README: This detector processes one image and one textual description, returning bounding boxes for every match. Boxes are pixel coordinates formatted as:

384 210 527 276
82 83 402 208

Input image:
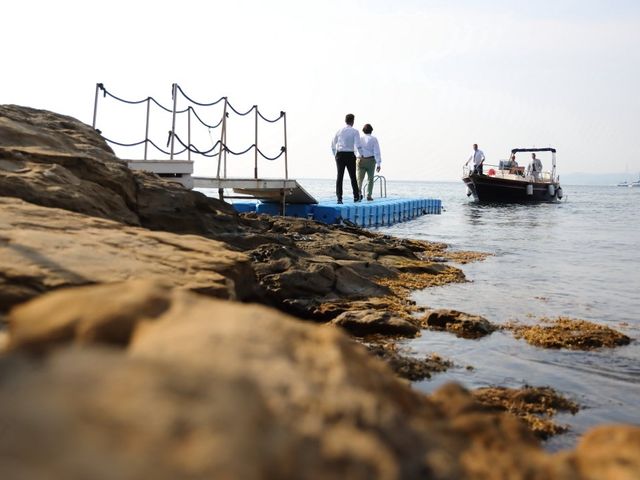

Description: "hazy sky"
3 0 640 181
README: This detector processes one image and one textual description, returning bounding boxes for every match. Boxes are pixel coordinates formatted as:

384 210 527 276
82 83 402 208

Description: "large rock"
0 197 257 312
331 309 420 337
570 425 640 479
3 281 640 479
0 105 241 236
423 309 498 339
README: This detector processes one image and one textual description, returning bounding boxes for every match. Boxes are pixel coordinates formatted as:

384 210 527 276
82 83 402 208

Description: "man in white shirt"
331 113 362 203
466 143 485 175
357 123 382 201
528 152 543 181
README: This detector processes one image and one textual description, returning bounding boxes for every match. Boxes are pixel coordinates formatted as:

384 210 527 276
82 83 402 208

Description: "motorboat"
462 147 563 202
617 181 630 187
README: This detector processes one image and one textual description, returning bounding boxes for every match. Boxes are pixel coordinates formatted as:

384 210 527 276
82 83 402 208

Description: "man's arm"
331 131 338 157
353 130 362 155
373 137 382 170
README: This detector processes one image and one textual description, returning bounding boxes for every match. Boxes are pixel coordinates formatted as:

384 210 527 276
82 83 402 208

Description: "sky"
3 0 640 182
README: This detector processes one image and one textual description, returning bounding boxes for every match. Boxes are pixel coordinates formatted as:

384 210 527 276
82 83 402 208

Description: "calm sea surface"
297 179 640 450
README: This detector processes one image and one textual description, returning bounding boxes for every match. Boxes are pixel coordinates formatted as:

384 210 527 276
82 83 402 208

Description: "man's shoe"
337 199 343 204
367 196 373 201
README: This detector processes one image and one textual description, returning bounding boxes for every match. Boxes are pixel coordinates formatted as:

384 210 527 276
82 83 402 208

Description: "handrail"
362 175 387 198
92 83 288 180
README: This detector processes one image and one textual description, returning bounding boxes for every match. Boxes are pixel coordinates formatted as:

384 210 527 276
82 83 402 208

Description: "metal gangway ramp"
92 83 318 209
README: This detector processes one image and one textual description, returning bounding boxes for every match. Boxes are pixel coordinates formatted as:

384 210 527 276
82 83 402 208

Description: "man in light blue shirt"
357 123 382 201
331 113 362 203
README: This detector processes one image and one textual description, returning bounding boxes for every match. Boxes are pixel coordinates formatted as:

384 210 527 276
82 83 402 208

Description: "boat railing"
463 162 556 183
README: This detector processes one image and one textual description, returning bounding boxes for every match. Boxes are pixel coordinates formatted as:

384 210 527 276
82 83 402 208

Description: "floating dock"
233 198 442 227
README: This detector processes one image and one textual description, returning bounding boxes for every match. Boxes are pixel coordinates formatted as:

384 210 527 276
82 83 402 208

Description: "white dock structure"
93 83 317 209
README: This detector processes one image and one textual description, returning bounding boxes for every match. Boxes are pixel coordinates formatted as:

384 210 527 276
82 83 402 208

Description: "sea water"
299 179 640 450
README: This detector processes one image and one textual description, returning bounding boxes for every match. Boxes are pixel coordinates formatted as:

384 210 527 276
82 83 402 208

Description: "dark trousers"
335 151 359 201
473 163 483 175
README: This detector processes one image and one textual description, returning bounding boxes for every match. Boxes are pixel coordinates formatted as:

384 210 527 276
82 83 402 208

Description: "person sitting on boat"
508 154 524 176
527 153 543 181
466 143 485 175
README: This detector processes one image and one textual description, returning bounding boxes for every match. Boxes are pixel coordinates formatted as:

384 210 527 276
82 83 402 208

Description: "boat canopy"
511 147 556 153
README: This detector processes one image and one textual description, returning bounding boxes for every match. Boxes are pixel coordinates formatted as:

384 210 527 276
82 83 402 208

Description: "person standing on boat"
331 113 362 204
466 144 485 175
357 123 382 201
528 153 543 181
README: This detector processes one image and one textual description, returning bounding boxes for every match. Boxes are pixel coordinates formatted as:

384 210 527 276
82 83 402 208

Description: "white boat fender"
526 184 533 195
548 184 555 196
466 186 472 197
556 186 563 199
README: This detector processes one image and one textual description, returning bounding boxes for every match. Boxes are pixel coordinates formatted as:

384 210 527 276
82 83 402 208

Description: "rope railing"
174 84 226 107
188 106 225 130
93 83 289 179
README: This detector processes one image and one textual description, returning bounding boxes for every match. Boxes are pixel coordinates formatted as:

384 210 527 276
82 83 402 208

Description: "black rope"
149 96 189 114
223 143 256 156
227 102 256 116
175 84 226 107
101 135 187 156
102 89 148 105
147 139 188 156
100 84 189 113
188 106 224 129
257 146 286 161
171 132 222 157
101 136 147 147
257 110 285 123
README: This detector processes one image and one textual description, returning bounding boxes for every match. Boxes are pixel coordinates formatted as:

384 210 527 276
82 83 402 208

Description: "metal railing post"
223 122 228 178
254 105 258 179
170 83 178 159
216 98 227 179
92 83 101 129
187 107 192 162
144 97 150 160
283 111 288 180
216 99 228 179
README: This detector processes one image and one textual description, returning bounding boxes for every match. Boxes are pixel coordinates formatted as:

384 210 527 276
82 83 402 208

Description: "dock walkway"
233 198 442 227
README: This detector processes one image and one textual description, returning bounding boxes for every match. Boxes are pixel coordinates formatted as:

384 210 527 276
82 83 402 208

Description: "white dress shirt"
359 134 382 166
331 126 361 156
468 149 485 166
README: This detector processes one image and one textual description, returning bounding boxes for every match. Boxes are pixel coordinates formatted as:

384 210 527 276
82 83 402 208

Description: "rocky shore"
1 105 638 479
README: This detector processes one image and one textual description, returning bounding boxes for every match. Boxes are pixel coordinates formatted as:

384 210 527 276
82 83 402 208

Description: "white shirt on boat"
468 149 485 166
359 134 382 166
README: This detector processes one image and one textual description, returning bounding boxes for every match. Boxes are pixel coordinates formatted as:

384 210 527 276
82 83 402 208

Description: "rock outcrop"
0 196 256 312
4 280 638 479
423 309 498 339
0 104 241 236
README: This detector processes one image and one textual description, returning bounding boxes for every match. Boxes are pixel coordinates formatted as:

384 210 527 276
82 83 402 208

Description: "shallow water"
300 179 640 450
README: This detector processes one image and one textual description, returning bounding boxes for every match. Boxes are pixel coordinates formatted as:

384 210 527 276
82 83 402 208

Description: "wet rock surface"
363 339 453 381
470 386 580 440
331 310 420 337
423 309 498 339
509 317 631 350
